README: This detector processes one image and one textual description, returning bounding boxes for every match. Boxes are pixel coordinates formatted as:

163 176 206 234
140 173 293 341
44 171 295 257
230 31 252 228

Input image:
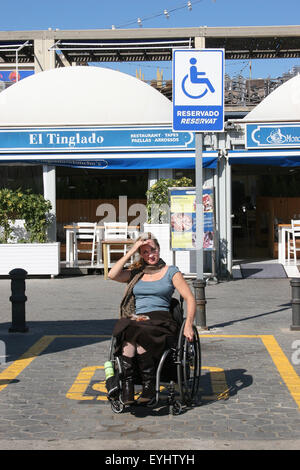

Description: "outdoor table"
102 239 135 279
63 225 139 266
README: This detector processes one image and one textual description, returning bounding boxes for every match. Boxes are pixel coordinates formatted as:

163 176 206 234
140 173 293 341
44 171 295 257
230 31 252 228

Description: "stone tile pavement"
0 274 299 450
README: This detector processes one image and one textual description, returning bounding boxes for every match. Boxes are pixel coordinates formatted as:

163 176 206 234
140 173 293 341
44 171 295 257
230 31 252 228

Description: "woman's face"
139 239 160 265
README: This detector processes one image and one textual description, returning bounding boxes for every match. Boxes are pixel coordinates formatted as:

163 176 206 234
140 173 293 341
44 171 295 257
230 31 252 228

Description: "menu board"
169 187 214 251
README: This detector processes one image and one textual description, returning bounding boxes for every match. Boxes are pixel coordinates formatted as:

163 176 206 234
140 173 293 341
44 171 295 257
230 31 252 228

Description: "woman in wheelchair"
108 232 196 406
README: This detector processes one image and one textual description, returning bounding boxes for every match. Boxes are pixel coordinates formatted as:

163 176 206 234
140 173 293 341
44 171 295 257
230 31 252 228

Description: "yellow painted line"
200 334 300 409
66 365 103 401
0 335 55 392
1 334 299 410
198 333 261 338
260 335 300 409
67 365 167 401
0 335 111 394
201 366 230 401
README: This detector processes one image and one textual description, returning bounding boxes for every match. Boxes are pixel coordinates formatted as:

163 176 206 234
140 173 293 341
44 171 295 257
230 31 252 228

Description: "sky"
1 0 299 81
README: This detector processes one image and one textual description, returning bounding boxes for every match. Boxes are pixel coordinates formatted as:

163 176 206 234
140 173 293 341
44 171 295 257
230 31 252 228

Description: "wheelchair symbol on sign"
181 57 215 99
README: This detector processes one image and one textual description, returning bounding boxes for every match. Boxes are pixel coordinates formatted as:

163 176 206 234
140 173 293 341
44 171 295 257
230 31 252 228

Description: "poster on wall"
169 187 215 251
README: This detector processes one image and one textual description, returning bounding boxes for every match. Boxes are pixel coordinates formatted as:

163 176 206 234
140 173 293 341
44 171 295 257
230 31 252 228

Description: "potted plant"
145 176 192 223
144 177 192 268
0 188 60 276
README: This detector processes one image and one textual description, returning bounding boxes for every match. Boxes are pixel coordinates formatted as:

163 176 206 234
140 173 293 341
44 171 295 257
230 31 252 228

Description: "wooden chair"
287 220 300 263
104 222 129 266
74 222 98 265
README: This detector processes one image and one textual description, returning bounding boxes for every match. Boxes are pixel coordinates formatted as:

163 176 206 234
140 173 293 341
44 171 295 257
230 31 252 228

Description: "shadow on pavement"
209 303 291 329
92 368 254 418
199 368 253 406
0 319 117 362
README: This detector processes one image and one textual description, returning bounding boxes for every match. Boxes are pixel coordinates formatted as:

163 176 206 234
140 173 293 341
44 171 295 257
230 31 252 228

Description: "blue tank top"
133 265 180 315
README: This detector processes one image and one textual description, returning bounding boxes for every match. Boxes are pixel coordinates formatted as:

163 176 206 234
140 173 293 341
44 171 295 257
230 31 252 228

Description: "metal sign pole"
195 132 203 278
193 132 207 328
172 48 224 330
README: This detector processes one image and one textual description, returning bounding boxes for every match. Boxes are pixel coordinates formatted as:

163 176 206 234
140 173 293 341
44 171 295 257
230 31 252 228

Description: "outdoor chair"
74 222 98 265
104 222 130 266
287 219 300 263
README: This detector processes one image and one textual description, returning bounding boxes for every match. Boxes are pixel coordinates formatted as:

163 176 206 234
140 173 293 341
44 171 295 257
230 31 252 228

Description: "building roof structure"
242 73 300 122
0 66 172 126
0 25 299 65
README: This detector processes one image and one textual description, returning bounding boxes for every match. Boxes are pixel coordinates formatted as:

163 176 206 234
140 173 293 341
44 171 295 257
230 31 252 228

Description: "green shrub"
0 188 52 243
146 177 192 223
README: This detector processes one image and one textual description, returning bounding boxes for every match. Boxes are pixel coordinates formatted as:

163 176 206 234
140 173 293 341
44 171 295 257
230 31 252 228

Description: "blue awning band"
228 149 300 167
0 151 218 169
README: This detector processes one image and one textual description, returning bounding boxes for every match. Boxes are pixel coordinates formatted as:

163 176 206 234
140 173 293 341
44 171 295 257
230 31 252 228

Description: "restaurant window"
258 171 300 197
0 165 43 194
56 167 148 199
173 169 195 184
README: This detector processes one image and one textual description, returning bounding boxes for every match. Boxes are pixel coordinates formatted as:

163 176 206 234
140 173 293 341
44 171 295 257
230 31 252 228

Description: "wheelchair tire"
171 400 183 416
176 322 201 405
111 399 125 414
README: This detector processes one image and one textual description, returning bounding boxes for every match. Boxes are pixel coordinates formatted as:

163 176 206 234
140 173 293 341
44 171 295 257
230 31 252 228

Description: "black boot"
121 356 135 405
136 351 156 404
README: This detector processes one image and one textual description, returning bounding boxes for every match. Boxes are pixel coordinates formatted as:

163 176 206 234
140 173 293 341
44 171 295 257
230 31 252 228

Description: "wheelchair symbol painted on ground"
181 58 215 99
65 365 230 402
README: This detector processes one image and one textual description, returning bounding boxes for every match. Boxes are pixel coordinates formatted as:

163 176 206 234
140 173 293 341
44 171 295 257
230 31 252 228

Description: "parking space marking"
260 335 300 409
200 334 300 409
0 334 299 409
66 365 229 402
201 366 229 401
0 335 110 393
66 366 173 401
66 365 104 401
0 335 55 392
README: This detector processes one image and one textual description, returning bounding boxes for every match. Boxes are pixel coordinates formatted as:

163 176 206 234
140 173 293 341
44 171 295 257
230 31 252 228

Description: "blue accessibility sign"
173 49 225 132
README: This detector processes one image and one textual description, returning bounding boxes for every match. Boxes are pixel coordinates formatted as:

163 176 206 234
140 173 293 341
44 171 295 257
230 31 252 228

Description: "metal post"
290 278 300 331
195 132 203 279
193 132 207 329
9 268 28 333
193 279 207 329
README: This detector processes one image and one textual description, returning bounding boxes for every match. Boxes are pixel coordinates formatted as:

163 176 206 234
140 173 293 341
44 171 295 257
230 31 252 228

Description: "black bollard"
9 268 28 333
290 278 300 331
193 279 208 330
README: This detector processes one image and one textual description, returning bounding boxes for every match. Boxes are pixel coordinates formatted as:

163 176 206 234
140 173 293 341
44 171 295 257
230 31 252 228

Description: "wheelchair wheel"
176 322 201 406
110 398 125 414
171 400 182 416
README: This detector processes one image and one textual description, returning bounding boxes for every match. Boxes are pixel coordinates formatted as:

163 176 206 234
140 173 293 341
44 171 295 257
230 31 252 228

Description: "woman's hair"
128 232 160 270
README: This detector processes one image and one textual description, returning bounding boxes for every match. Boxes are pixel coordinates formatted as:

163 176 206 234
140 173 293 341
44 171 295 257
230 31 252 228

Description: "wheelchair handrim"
177 323 201 404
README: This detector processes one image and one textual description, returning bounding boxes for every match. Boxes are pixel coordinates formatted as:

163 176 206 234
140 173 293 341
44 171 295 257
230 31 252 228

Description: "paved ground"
0 273 299 451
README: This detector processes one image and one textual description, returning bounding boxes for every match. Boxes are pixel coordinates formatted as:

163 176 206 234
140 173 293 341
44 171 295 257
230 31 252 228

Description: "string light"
116 0 210 29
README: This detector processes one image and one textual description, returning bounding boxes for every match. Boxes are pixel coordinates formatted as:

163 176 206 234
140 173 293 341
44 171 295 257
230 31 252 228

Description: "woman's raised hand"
131 238 151 253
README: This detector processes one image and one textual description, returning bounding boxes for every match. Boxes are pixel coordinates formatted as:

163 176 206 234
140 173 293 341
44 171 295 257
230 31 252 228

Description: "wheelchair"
106 297 201 415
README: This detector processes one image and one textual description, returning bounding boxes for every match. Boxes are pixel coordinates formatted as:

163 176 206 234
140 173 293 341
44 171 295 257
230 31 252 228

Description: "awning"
0 151 219 169
228 149 300 167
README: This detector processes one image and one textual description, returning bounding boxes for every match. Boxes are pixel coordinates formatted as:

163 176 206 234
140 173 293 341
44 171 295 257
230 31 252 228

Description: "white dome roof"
243 74 300 123
0 66 172 126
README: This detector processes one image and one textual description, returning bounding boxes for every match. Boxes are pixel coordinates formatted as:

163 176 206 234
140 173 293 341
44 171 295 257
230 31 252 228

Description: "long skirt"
112 310 179 360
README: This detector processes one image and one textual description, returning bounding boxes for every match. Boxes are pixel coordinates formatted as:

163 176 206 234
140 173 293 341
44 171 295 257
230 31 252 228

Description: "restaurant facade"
0 57 300 277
